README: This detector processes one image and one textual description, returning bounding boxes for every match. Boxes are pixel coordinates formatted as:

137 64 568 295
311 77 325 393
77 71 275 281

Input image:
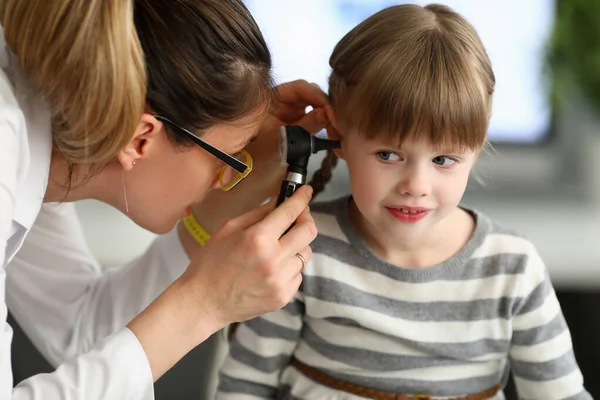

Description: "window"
245 0 594 200
244 0 556 144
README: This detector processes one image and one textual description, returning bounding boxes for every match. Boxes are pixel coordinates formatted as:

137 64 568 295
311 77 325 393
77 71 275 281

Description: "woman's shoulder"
0 41 52 247
0 42 28 139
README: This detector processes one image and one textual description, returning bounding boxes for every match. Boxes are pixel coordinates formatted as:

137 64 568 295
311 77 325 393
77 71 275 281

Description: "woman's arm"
5 199 201 360
5 202 189 398
6 185 315 397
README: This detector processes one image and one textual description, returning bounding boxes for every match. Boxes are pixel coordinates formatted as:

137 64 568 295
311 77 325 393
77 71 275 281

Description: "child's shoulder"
309 195 351 241
310 195 349 216
470 208 536 252
467 207 546 275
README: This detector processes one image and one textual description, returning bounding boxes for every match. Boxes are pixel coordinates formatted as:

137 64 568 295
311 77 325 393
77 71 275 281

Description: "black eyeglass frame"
154 114 248 173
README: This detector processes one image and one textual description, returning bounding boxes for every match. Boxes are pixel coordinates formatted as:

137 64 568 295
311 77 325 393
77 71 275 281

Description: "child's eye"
377 151 402 162
432 156 457 166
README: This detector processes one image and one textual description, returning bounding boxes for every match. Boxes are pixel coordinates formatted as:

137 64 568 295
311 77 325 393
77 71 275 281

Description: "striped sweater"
216 196 590 400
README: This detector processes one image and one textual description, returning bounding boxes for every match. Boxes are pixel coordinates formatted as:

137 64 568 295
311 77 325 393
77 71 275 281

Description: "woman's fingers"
277 204 317 255
270 80 332 136
272 105 330 136
292 107 329 134
254 185 315 238
217 197 276 235
270 246 310 308
271 103 306 123
290 245 312 277
276 79 329 109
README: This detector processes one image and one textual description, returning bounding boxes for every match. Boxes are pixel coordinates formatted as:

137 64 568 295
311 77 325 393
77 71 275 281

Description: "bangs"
333 30 492 151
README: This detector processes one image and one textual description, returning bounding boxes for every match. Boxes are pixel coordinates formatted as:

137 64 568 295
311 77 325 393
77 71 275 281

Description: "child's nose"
396 169 431 197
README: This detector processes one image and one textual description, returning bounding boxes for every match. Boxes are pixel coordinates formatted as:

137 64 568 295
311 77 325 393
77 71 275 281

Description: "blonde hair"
310 3 496 197
0 0 146 165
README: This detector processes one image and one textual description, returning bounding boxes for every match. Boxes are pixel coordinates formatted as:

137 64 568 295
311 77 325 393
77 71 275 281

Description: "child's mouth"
386 206 430 222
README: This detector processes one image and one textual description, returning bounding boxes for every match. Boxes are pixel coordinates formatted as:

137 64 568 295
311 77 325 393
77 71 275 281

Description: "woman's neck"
44 150 119 206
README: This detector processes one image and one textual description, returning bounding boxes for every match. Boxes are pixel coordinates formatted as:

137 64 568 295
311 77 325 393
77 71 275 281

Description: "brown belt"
291 357 502 400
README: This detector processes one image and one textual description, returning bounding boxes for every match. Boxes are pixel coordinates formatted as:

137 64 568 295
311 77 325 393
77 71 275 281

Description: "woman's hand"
187 80 331 238
179 185 316 326
129 186 315 381
270 79 331 133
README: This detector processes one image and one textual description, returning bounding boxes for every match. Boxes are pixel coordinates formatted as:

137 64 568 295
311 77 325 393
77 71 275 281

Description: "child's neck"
348 201 475 269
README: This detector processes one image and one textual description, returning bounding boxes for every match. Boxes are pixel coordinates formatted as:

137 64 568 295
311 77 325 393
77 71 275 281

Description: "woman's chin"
152 222 178 235
134 213 180 235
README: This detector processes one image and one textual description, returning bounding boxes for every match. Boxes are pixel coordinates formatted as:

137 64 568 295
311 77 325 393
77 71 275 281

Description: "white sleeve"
10 328 155 399
0 101 20 396
0 113 17 298
3 202 191 399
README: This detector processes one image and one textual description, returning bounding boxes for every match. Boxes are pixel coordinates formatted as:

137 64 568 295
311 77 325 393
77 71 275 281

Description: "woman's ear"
324 107 346 160
117 113 161 171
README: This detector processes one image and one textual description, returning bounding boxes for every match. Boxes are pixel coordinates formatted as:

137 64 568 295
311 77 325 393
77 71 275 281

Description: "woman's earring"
122 170 130 214
132 161 136 166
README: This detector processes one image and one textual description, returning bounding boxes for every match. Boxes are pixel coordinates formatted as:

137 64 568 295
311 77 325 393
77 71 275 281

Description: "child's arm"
509 251 591 399
215 292 305 399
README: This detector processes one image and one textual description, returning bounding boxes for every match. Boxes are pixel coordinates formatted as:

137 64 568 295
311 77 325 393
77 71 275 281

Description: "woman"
0 1 329 399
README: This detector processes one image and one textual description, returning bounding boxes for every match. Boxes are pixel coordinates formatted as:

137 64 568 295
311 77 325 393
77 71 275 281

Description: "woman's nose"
209 173 221 189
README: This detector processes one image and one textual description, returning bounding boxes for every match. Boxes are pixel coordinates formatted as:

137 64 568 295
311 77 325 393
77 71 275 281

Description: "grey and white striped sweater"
216 196 590 400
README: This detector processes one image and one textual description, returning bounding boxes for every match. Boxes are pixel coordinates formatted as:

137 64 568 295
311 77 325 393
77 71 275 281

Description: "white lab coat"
0 29 191 399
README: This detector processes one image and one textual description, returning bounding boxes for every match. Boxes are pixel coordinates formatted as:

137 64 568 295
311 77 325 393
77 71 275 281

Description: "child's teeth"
400 209 418 214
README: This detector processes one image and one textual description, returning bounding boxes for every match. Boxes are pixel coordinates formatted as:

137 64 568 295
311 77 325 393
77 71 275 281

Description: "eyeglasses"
154 115 253 191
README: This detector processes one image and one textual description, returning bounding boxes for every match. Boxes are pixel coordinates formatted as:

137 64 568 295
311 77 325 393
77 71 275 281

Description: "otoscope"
276 125 341 206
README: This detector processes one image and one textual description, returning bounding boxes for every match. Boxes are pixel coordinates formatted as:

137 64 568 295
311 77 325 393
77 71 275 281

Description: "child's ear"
324 107 346 160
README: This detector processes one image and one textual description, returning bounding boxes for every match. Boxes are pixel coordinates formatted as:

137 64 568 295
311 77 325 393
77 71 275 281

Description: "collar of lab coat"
1 31 52 231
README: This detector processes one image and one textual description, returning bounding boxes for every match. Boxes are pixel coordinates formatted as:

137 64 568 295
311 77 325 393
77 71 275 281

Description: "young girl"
216 4 590 399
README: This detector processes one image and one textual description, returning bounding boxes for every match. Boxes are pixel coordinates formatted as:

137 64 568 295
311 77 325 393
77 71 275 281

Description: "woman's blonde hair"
310 3 496 197
0 1 146 165
0 0 274 178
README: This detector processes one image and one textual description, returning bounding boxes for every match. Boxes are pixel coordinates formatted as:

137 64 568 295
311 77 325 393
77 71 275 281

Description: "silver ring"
295 253 307 273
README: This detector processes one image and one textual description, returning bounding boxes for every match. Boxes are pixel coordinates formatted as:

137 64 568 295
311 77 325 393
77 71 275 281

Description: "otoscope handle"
276 180 304 206
276 168 306 235
276 180 304 235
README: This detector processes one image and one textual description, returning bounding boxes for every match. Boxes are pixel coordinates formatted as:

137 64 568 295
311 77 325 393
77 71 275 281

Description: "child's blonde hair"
310 3 495 197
